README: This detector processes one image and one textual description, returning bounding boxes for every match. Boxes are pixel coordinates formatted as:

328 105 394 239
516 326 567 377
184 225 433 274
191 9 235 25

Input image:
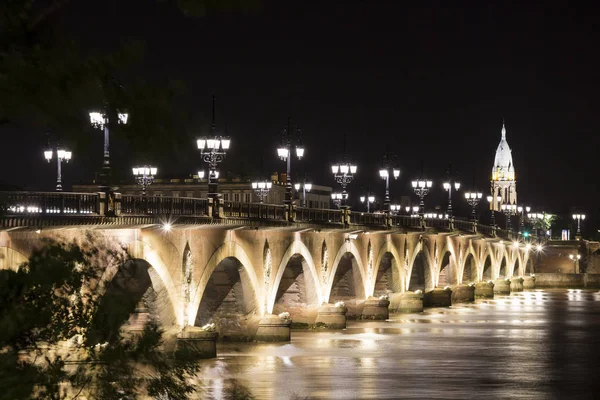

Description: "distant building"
73 172 333 209
490 123 517 211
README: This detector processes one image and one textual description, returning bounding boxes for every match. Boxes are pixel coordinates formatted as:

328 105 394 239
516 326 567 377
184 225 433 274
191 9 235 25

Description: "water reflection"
195 290 600 399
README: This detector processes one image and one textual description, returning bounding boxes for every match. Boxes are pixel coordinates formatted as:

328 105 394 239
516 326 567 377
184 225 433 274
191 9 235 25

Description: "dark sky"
1 1 599 231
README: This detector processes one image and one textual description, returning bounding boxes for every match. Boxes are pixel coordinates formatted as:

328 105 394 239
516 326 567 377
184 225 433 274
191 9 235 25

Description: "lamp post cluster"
252 180 272 203
132 166 157 196
197 96 230 201
379 152 400 213
277 117 304 208
573 214 585 238
294 181 312 207
411 178 433 217
464 191 483 221
501 203 517 231
360 194 375 213
89 109 128 186
44 143 72 191
487 195 502 227
331 162 357 209
443 163 460 218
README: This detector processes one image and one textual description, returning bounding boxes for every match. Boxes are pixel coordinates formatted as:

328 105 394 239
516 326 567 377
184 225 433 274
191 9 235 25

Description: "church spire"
501 120 506 140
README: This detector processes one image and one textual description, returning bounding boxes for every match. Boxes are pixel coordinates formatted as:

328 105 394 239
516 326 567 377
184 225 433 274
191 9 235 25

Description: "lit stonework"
490 123 517 211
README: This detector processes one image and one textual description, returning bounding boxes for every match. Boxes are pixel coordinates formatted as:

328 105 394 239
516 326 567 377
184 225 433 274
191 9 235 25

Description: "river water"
194 290 600 399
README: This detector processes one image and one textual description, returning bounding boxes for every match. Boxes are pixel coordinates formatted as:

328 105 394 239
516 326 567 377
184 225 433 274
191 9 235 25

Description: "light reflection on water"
195 290 600 399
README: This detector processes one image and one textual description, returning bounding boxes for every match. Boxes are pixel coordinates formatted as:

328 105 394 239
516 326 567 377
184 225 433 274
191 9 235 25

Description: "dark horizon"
1 1 598 234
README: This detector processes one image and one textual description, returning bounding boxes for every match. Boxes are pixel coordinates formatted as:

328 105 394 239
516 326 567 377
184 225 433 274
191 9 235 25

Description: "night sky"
1 1 598 232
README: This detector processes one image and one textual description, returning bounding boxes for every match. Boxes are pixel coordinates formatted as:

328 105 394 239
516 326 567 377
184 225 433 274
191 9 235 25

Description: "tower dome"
491 123 515 181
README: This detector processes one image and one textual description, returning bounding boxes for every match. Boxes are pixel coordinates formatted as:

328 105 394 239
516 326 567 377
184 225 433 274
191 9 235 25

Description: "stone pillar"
97 191 106 216
510 277 524 292
493 278 511 295
217 198 224 217
423 287 452 308
523 275 536 290
389 291 424 313
452 284 475 303
474 281 494 298
176 326 218 359
207 197 213 217
255 314 292 342
315 303 347 329
361 297 390 320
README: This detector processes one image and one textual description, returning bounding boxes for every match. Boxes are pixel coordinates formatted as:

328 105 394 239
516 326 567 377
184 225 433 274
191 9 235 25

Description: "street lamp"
89 109 128 183
197 96 230 201
486 195 502 226
517 205 531 232
442 162 460 217
412 206 420 216
44 144 72 191
464 191 483 221
331 161 357 209
573 214 586 237
411 178 433 217
359 194 375 213
277 117 304 208
252 180 272 203
569 253 582 272
501 203 517 231
294 181 312 207
132 166 157 196
379 152 400 212
331 192 344 209
390 204 402 215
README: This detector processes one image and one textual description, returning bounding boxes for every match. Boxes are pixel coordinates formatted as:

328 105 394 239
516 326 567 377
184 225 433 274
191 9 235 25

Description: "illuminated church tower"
490 122 517 211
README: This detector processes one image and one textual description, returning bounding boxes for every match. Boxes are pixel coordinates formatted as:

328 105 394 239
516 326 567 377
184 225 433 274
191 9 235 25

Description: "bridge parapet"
1 191 512 238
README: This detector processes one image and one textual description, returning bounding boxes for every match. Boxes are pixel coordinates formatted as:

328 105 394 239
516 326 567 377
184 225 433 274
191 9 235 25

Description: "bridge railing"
454 218 475 233
390 215 421 229
0 191 100 215
349 211 388 226
120 195 209 216
222 201 286 220
425 216 450 230
296 207 343 224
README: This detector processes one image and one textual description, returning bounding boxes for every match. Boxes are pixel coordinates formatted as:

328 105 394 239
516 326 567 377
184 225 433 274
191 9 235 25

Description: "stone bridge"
0 191 536 353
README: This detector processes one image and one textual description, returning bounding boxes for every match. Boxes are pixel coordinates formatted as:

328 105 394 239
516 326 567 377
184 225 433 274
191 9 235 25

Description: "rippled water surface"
195 290 600 399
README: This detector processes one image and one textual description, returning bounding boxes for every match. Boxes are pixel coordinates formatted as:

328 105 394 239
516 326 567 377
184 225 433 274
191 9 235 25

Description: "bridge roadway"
0 191 535 352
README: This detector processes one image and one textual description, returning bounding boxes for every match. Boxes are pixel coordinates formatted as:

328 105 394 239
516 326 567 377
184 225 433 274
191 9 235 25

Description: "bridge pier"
451 284 475 303
315 303 347 329
474 281 494 298
510 277 524 292
176 326 218 359
423 287 452 308
493 278 511 295
255 314 292 342
523 275 536 290
389 291 423 313
361 297 390 320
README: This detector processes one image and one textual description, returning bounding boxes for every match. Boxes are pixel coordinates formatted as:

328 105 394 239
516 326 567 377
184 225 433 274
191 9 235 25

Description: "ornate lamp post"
252 180 272 203
442 162 460 217
464 191 483 222
359 194 375 213
569 253 582 272
277 117 304 208
331 192 344 209
486 195 502 226
501 203 517 231
411 178 433 217
44 144 72 191
573 214 585 238
294 181 312 207
517 205 531 232
390 204 402 215
331 161 357 209
197 96 230 201
379 152 400 212
132 166 157 196
89 109 128 184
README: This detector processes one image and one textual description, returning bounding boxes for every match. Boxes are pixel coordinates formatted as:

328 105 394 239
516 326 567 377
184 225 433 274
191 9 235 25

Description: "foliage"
0 238 200 399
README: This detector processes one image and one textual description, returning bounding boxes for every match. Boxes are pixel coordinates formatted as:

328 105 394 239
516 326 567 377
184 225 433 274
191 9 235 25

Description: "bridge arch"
268 240 321 322
525 255 534 274
482 254 493 281
90 257 179 346
437 250 454 287
498 255 508 278
189 241 261 330
408 243 434 292
326 241 367 316
462 252 478 284
0 246 28 271
371 241 403 296
512 256 522 277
